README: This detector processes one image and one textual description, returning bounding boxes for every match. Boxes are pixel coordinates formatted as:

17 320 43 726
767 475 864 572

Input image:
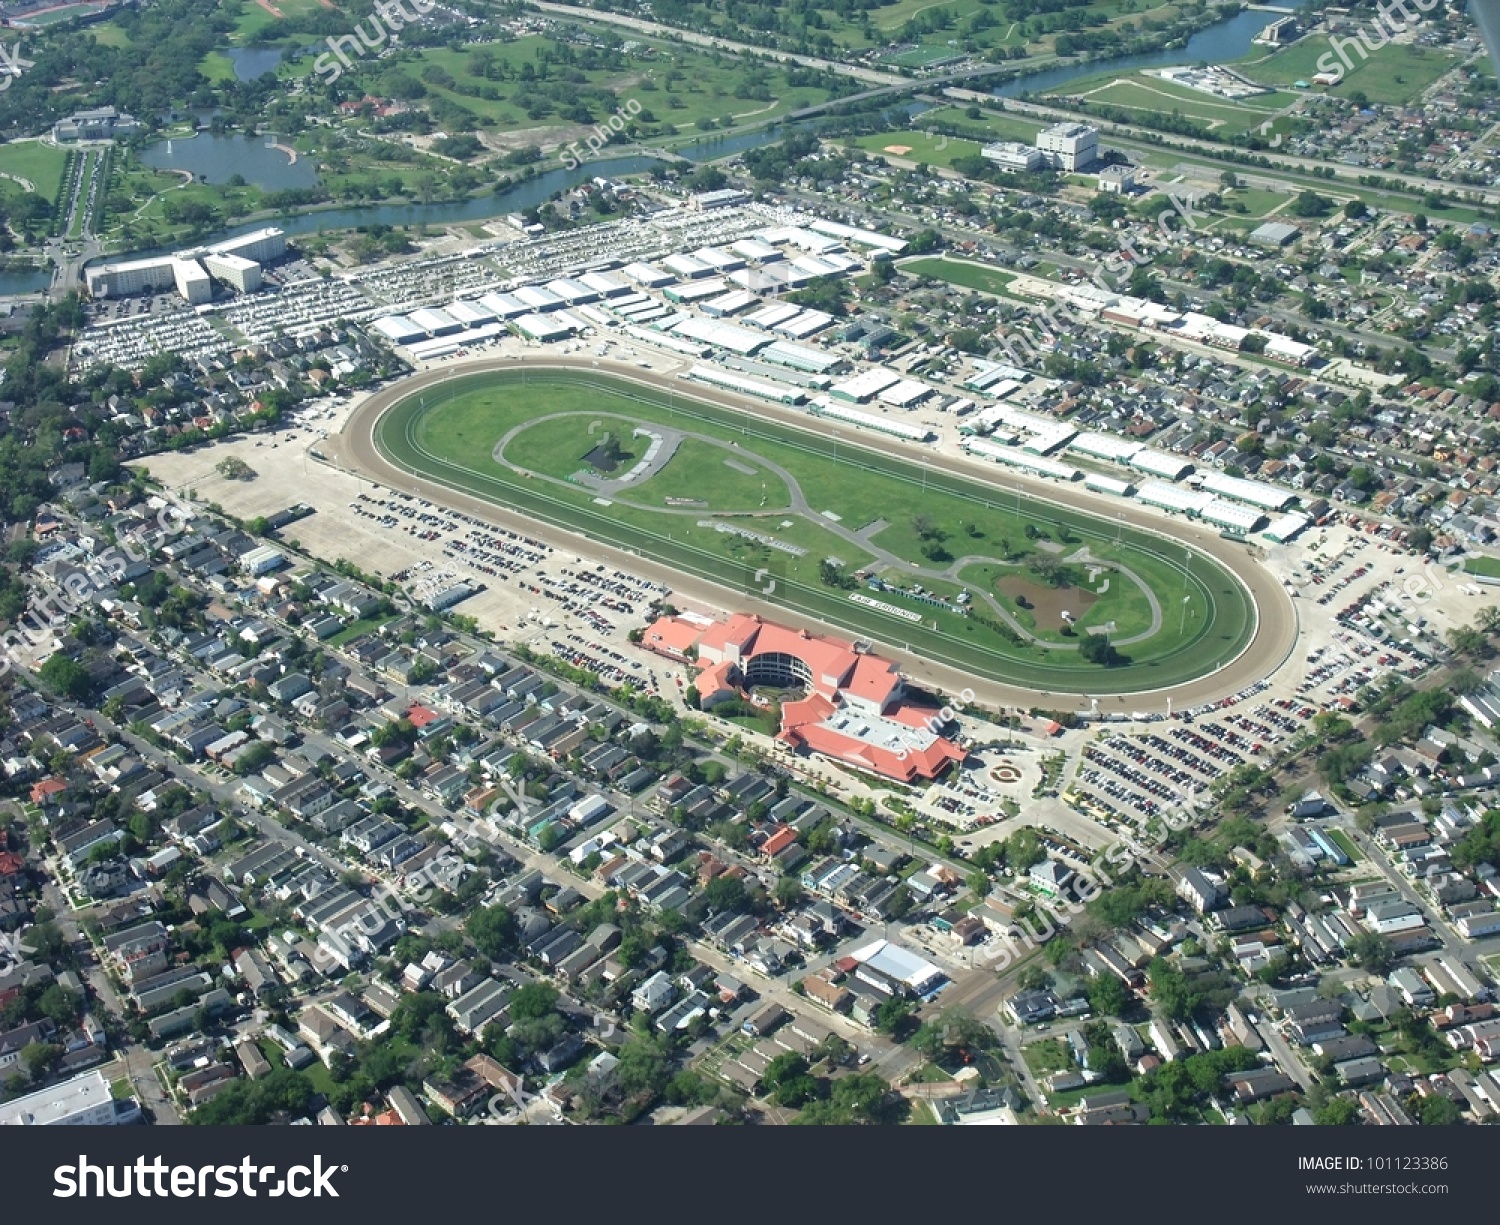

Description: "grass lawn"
110 1078 134 1100
1324 828 1361 863
259 1039 337 1097
1238 39 1462 107
199 52 239 85
915 105 1045 145
718 705 783 736
629 438 793 512
848 129 983 170
901 255 1025 300
1022 1038 1074 1075
327 615 396 647
19 2 102 24
229 0 331 40
83 20 131 47
0 142 68 201
1107 133 1488 225
1222 187 1294 219
365 37 838 142
377 369 1255 694
907 1099 940 1124
1050 75 1299 137
1464 555 1500 578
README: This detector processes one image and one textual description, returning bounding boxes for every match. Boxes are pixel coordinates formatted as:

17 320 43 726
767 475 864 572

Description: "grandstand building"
642 611 966 783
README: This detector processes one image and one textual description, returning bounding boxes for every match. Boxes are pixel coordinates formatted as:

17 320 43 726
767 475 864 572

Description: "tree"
39 653 92 701
874 997 918 1037
21 1041 60 1082
1016 963 1051 993
762 1051 809 1092
1292 191 1332 218
1447 625 1489 659
1079 633 1121 667
704 874 747 913
1415 1093 1461 1126
1313 1096 1361 1126
1347 932 1394 975
774 876 804 909
466 903 517 959
773 1073 822 1107
510 982 559 1022
215 456 255 481
1147 958 1197 1022
792 1073 897 1125
1087 973 1130 1018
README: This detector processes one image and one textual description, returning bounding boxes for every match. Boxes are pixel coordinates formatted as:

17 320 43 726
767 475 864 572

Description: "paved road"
533 1 1496 211
527 1 909 88
326 355 1298 714
40 877 181 1123
950 91 1500 211
1259 1008 1315 1093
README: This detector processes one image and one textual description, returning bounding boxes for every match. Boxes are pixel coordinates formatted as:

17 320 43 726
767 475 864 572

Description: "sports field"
901 256 1024 299
373 369 1257 694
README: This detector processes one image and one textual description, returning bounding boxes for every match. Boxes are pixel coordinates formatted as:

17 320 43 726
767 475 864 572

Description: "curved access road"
325 354 1299 716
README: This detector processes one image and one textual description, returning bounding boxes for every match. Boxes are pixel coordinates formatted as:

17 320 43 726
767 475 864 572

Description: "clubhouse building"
643 611 966 783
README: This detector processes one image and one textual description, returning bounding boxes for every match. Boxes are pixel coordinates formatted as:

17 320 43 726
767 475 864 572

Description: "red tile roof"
645 611 963 782
29 778 66 802
761 827 798 858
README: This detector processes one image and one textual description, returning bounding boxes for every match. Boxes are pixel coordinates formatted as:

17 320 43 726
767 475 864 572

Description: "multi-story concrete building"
0 1068 140 1126
1036 122 1099 171
202 252 262 294
981 141 1044 172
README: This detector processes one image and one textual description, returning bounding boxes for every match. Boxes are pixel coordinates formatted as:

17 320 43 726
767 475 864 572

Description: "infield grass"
374 369 1256 694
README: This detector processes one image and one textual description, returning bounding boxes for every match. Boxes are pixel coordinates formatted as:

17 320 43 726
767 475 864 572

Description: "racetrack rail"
324 355 1299 716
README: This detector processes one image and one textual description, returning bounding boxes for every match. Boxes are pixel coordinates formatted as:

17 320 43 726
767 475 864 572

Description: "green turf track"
373 368 1257 694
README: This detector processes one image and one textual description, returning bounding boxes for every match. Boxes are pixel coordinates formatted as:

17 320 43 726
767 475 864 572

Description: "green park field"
373 369 1257 694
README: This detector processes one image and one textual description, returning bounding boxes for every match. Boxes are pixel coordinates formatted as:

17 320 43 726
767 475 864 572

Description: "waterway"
139 133 320 191
120 3 1311 258
226 47 286 81
0 268 50 295
991 0 1312 97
